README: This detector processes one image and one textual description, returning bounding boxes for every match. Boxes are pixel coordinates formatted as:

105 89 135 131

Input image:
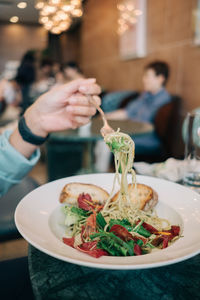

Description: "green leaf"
96 212 107 230
133 225 151 238
109 219 132 231
91 231 134 256
71 206 89 217
136 239 144 246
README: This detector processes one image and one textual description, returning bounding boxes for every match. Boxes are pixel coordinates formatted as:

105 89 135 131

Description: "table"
50 118 154 141
29 245 200 300
47 118 154 179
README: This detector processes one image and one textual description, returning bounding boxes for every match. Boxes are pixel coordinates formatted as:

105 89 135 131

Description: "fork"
89 96 114 137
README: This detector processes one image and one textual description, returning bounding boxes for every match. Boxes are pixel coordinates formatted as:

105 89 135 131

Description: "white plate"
15 174 200 270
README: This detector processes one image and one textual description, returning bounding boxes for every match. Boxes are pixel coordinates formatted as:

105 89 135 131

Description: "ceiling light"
17 2 27 9
71 9 82 17
35 0 83 34
35 1 45 9
10 16 19 23
39 16 49 24
62 5 73 12
50 26 61 34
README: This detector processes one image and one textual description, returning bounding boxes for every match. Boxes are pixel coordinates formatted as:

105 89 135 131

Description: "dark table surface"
49 118 154 142
29 245 200 300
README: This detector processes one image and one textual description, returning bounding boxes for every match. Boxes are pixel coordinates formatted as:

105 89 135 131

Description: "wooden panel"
80 0 199 114
0 24 47 73
180 45 200 111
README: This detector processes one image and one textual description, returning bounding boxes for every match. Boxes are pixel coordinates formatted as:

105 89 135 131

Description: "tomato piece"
162 238 169 249
77 241 108 258
171 225 180 236
79 241 97 250
141 222 158 234
77 193 93 211
86 212 96 229
134 244 142 255
63 237 75 248
110 224 134 241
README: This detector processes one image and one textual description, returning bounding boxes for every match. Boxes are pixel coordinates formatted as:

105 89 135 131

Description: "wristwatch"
18 116 49 146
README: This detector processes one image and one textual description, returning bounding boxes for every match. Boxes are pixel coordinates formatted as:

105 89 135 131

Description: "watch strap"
18 116 49 146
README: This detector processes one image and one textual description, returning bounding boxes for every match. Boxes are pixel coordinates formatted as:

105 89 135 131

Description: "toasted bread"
111 183 158 211
59 182 109 205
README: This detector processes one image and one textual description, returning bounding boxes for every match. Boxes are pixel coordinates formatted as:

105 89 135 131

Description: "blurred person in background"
0 79 21 108
95 61 171 172
62 61 85 82
106 61 171 122
30 58 55 102
15 50 36 114
52 61 66 85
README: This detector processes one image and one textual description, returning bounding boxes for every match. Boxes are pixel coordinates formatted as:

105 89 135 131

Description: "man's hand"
10 78 101 158
24 78 101 137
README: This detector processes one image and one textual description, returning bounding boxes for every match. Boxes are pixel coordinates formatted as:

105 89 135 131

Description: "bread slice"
59 182 109 205
111 183 158 211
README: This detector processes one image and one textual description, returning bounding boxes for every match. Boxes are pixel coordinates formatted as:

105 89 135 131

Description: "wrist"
24 107 48 138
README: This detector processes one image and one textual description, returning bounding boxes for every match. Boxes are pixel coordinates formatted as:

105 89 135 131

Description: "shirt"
0 130 40 197
126 88 171 123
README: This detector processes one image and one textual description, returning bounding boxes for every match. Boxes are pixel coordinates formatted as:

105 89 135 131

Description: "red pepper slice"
134 244 142 255
162 238 169 249
63 237 75 248
77 193 93 211
77 241 108 258
110 224 134 241
171 225 180 236
141 222 158 234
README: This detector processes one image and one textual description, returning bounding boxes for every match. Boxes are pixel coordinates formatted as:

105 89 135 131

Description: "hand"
9 78 101 159
24 78 101 137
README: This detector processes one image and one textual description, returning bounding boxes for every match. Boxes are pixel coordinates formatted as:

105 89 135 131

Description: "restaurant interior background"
0 0 200 260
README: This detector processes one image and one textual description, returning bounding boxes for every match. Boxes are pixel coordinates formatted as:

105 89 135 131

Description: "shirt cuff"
0 130 40 184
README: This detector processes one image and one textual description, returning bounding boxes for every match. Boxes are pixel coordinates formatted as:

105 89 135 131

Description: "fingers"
92 95 101 107
79 83 101 95
66 105 96 117
68 94 101 107
70 117 90 129
62 78 97 95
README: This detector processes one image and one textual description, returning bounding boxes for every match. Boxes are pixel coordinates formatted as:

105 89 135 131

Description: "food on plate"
60 183 109 205
60 129 181 258
111 183 158 211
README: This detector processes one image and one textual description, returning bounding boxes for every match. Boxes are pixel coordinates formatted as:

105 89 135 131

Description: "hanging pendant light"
35 0 83 34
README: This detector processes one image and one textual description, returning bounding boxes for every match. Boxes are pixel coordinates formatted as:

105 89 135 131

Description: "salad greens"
62 205 88 227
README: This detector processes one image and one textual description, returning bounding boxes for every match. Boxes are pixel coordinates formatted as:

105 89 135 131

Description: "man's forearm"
106 109 128 120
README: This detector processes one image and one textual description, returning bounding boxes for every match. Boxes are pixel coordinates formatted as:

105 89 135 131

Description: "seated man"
95 61 171 172
106 61 171 122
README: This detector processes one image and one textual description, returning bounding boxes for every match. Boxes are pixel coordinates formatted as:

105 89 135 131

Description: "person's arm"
0 78 101 196
0 130 40 197
9 78 101 159
105 109 128 120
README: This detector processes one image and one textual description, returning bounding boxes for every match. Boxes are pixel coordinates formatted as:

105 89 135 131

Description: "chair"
154 95 182 158
134 95 182 162
0 177 39 241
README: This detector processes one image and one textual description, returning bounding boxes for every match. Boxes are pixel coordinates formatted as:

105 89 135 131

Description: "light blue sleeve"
0 130 40 196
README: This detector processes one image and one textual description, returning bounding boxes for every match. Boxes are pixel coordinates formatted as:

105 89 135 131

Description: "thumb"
62 78 96 96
